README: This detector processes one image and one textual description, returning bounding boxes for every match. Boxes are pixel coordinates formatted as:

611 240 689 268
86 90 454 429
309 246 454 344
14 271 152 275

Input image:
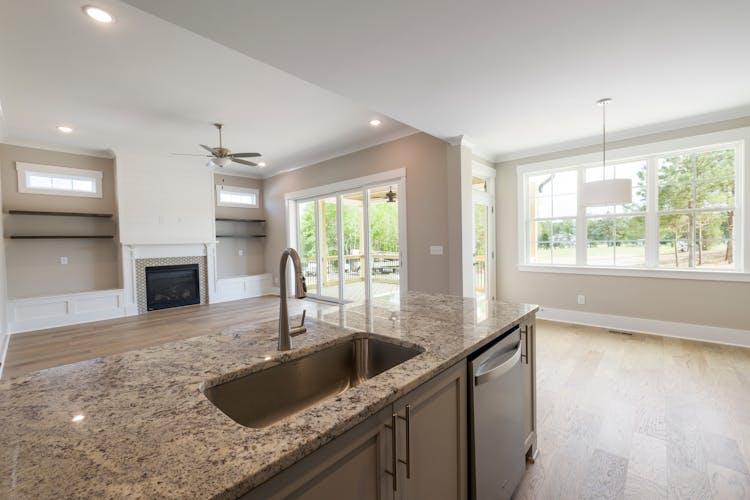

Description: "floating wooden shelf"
7 210 113 218
215 218 266 223
216 234 267 238
9 235 115 239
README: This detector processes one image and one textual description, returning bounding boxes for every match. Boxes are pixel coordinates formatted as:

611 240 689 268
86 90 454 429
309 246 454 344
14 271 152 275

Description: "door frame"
285 168 408 303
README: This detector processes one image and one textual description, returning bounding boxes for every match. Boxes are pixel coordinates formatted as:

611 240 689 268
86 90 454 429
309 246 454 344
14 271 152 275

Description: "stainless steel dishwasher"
468 326 526 500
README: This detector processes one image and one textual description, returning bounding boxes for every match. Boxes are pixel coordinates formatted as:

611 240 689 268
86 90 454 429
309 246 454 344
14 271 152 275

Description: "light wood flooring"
515 320 750 500
4 303 750 498
3 296 283 379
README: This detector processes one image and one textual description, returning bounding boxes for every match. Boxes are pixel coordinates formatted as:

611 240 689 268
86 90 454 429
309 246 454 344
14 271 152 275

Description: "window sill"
517 264 750 282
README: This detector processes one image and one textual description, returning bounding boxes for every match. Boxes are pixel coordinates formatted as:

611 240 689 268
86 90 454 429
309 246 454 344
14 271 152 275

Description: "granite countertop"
0 292 537 499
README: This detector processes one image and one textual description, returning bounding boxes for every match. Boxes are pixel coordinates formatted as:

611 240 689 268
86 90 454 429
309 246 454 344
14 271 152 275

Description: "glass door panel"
368 185 400 299
473 202 489 301
342 192 365 302
318 196 340 300
297 200 319 294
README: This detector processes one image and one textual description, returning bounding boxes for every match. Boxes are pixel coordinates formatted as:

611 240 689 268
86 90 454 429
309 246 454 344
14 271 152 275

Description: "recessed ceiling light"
71 414 85 423
57 126 73 133
83 5 114 23
369 119 382 127
258 162 267 167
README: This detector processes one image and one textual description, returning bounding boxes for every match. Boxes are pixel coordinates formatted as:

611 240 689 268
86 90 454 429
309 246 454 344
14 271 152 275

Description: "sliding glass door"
293 179 405 303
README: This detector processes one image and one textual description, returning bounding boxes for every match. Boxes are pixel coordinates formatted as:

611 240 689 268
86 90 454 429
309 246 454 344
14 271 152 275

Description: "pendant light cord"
602 100 606 169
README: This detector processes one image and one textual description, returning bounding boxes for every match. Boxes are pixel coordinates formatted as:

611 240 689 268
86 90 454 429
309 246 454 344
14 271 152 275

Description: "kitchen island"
0 292 537 499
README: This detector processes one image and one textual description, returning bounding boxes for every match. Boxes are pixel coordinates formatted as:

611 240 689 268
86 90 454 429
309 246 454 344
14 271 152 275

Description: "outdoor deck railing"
301 253 400 287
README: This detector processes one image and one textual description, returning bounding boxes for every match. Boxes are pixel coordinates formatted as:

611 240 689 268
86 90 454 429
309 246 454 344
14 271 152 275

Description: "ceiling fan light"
208 157 232 168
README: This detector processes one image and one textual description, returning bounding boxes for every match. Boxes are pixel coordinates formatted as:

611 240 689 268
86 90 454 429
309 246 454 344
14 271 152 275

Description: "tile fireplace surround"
135 257 207 313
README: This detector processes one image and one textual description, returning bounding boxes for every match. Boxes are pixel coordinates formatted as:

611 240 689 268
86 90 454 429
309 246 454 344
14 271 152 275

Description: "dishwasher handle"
474 343 522 385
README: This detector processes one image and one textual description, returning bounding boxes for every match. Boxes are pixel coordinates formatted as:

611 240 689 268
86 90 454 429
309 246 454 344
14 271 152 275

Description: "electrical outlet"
238 249 244 256
577 294 586 305
430 245 444 255
60 256 69 265
273 276 279 286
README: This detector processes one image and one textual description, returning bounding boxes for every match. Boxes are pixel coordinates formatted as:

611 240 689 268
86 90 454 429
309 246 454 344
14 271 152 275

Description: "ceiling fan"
174 123 262 168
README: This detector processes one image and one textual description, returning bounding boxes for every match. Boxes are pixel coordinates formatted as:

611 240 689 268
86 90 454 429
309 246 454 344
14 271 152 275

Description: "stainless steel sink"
203 335 423 428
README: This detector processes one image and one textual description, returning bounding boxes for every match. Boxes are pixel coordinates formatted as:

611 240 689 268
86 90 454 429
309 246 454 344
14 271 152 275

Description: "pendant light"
581 98 632 206
385 186 397 203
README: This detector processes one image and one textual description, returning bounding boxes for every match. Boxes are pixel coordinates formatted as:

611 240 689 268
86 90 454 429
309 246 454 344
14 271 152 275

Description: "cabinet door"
521 315 538 460
241 407 394 500
395 360 467 500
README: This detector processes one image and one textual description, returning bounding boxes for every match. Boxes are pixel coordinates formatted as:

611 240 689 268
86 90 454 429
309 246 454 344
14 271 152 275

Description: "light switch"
60 256 69 265
430 245 444 255
238 249 244 256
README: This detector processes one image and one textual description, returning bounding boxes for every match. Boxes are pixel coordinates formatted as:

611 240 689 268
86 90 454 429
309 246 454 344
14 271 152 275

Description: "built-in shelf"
215 218 265 223
7 210 113 218
9 235 115 239
216 234 267 238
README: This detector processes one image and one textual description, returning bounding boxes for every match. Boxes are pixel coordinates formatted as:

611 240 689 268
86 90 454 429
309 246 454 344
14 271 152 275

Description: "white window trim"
516 127 749 281
16 162 103 198
216 185 260 208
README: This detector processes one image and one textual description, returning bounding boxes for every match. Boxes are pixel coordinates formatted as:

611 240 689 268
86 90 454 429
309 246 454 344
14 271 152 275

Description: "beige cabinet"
241 406 394 500
394 359 467 500
242 360 467 500
520 314 538 461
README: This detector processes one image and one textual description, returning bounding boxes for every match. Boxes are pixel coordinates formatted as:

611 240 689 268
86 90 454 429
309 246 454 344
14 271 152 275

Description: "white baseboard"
7 289 126 334
537 307 750 348
0 333 9 379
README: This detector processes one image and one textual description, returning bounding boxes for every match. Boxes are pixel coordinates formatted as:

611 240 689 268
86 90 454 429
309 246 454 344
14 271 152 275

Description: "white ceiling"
0 0 415 177
123 0 750 161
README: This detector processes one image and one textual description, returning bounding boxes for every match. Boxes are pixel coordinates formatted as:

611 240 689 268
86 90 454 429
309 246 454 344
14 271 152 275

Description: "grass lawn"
531 243 732 268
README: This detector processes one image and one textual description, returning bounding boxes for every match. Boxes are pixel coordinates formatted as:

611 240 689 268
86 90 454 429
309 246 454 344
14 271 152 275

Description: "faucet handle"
291 309 307 336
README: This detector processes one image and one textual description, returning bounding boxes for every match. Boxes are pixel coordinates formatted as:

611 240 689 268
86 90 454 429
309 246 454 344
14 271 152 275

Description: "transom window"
216 185 259 208
16 162 102 198
521 141 742 273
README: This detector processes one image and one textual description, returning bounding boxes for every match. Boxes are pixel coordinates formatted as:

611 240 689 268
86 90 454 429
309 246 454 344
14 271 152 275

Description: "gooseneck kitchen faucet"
278 247 307 351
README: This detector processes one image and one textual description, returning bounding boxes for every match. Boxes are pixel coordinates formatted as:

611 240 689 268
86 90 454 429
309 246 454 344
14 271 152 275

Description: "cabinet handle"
385 413 398 491
521 325 529 364
397 405 412 478
527 324 533 365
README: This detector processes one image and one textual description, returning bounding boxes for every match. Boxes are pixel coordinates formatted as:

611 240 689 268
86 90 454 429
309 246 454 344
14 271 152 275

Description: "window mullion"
576 166 586 265
645 156 659 267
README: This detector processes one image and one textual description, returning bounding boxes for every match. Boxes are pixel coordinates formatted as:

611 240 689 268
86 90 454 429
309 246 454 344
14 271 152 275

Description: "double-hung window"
520 137 744 277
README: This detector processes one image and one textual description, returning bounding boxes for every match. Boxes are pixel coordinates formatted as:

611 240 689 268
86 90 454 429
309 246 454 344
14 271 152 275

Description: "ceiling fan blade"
231 157 258 167
172 153 211 157
230 152 262 158
200 144 219 156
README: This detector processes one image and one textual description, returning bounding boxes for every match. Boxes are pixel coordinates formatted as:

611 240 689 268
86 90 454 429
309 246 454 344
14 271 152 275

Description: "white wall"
495 118 750 333
115 150 214 244
0 168 8 376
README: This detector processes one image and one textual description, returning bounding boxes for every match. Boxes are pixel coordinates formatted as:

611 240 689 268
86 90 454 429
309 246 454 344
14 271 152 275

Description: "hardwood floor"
515 320 750 500
3 296 284 379
5 305 750 498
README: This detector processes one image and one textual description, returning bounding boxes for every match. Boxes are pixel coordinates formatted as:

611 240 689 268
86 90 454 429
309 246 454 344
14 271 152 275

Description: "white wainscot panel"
212 274 273 304
8 289 126 334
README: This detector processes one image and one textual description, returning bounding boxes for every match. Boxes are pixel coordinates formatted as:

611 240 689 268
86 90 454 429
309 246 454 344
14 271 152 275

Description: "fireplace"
145 264 200 311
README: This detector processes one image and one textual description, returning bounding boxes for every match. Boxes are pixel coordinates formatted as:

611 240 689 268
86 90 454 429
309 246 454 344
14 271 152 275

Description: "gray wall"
495 117 750 331
0 144 119 298
214 174 266 277
263 132 452 293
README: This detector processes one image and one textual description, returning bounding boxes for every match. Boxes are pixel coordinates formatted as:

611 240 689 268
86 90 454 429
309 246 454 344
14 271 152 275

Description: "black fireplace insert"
145 264 200 311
